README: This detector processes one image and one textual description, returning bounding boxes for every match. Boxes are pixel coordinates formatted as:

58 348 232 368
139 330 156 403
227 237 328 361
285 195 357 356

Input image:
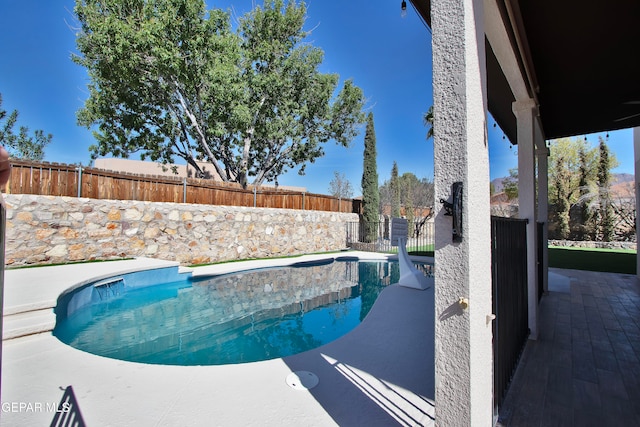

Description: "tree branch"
173 82 228 181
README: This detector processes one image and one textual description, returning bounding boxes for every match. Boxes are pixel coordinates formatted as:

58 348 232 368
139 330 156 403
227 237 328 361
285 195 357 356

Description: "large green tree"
548 136 617 240
502 168 519 201
361 112 379 242
549 138 596 206
573 146 595 240
0 94 52 160
553 155 572 239
380 171 434 215
548 138 596 239
74 0 365 188
379 169 434 238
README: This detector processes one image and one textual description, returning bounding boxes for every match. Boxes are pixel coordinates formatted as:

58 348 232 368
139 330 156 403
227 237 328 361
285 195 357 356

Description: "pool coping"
1 251 436 426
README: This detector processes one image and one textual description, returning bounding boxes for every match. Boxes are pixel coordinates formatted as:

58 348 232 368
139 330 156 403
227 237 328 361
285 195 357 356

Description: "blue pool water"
53 258 433 366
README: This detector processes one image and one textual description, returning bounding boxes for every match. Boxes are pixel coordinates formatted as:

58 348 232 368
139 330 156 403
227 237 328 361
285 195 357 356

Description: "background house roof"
411 0 640 143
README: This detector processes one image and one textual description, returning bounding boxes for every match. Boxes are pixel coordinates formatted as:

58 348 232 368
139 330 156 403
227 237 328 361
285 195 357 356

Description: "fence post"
253 186 257 207
302 192 305 210
76 166 82 198
183 178 187 203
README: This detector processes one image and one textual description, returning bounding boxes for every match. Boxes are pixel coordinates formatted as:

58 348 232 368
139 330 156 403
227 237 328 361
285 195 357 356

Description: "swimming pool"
53 258 433 366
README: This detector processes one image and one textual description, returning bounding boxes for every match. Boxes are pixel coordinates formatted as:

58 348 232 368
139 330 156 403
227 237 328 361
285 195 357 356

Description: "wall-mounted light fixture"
401 0 407 18
440 182 463 243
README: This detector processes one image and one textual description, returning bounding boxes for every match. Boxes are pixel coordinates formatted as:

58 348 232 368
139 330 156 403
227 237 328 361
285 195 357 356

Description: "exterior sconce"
401 0 407 18
440 181 463 242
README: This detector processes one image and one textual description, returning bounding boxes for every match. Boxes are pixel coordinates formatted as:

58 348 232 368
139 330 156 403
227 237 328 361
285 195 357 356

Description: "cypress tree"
361 112 379 242
404 178 415 236
391 162 401 217
597 137 614 241
577 147 594 240
555 156 571 239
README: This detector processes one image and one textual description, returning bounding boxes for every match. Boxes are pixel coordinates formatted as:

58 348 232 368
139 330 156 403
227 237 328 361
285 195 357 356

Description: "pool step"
3 308 55 340
2 258 184 341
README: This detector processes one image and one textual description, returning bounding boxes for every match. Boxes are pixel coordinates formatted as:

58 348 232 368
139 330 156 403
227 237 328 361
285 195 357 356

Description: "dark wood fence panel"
6 159 356 213
491 216 529 415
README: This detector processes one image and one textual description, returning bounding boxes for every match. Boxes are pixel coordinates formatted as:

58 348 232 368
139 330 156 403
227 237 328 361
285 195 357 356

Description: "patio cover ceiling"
411 0 640 144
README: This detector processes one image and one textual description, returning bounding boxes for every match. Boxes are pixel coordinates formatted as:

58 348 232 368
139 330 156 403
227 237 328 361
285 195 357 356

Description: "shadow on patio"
283 284 435 427
497 268 640 426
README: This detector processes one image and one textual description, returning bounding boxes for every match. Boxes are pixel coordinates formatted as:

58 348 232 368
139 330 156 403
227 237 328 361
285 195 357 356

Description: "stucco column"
513 98 538 339
536 142 550 294
634 127 640 278
432 0 493 425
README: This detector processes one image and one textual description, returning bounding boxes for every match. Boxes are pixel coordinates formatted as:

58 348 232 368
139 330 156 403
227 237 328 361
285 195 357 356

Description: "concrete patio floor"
498 268 640 426
1 253 435 426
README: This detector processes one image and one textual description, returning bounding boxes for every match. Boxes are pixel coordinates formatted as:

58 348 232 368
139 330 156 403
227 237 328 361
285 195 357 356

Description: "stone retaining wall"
4 194 358 266
549 239 637 251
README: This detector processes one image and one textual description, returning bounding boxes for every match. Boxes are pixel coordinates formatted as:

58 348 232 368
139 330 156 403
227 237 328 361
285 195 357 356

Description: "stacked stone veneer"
549 239 636 251
4 194 358 266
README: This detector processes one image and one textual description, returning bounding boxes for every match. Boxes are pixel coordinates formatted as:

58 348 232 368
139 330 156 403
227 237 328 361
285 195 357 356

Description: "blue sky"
0 0 634 195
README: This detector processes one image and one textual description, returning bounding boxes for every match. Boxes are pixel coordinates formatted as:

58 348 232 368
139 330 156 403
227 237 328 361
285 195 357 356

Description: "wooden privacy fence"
6 159 361 213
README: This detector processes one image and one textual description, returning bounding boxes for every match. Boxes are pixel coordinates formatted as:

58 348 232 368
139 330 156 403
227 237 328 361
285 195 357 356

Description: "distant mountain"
491 177 505 193
613 173 634 185
611 173 635 199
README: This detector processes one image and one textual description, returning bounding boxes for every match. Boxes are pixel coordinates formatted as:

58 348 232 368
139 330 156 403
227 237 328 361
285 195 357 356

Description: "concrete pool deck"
1 253 435 426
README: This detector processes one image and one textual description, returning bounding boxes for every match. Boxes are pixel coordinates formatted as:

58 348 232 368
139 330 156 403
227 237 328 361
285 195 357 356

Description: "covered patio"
409 0 640 424
498 268 640 426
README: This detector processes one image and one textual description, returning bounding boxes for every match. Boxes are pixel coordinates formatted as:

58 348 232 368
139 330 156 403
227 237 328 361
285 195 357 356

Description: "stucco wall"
4 194 358 266
432 0 493 424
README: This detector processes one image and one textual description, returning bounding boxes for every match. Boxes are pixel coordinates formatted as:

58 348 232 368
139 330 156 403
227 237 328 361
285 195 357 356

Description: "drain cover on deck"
286 371 319 390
